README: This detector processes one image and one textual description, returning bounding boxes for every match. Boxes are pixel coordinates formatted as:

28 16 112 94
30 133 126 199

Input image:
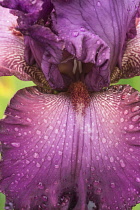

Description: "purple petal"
111 19 140 83
51 0 140 90
0 6 51 89
0 6 32 81
25 25 72 90
0 84 140 209
0 0 53 27
1 1 140 91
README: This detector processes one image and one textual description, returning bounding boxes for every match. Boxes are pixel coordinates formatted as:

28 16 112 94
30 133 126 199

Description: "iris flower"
0 0 140 209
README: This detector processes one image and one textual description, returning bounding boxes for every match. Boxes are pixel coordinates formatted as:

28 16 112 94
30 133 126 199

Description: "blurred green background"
0 76 140 210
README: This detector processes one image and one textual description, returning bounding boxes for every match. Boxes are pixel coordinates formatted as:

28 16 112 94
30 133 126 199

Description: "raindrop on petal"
37 182 44 189
132 106 139 112
124 110 129 115
111 182 116 188
36 163 41 168
72 31 79 37
132 115 139 122
136 178 140 183
11 142 20 148
97 1 101 6
102 137 106 143
129 124 134 129
14 127 19 131
33 152 39 158
80 27 85 32
55 165 59 169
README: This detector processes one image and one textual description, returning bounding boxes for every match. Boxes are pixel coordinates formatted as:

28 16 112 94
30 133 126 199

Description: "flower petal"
0 6 51 89
51 0 140 90
25 25 72 90
111 19 140 83
0 84 140 209
0 0 53 27
0 6 31 80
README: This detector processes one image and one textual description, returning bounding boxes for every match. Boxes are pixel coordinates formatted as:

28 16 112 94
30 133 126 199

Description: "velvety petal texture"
0 84 140 209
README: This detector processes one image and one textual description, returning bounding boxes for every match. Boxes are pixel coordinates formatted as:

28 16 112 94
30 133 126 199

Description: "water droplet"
36 162 41 168
44 135 48 140
80 27 85 32
44 119 47 123
124 110 128 115
94 180 100 186
27 118 32 122
91 167 95 171
37 182 44 189
129 148 134 152
101 118 105 122
96 40 100 45
55 164 59 169
96 188 102 195
49 126 53 130
33 0 38 3
136 177 140 183
110 157 114 163
42 195 48 201
129 124 134 129
33 152 39 158
109 129 113 134
36 130 41 135
120 118 124 122
55 129 59 134
96 156 100 160
26 160 30 164
14 127 19 132
120 160 125 168
102 137 106 143
15 180 18 184
111 182 115 188
72 31 79 37
132 106 139 112
11 142 20 148
47 156 51 161
132 115 139 122
97 1 101 6
58 151 62 155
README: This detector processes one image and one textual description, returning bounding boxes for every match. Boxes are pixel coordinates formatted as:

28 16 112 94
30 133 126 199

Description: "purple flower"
0 0 140 209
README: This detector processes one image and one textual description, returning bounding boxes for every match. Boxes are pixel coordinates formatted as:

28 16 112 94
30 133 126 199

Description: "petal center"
68 81 90 115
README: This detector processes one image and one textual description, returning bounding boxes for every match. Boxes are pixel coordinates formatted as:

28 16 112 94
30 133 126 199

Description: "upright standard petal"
1 1 139 91
0 84 140 209
51 0 140 90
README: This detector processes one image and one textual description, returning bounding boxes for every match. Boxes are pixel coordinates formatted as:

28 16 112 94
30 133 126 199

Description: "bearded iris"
0 0 140 209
